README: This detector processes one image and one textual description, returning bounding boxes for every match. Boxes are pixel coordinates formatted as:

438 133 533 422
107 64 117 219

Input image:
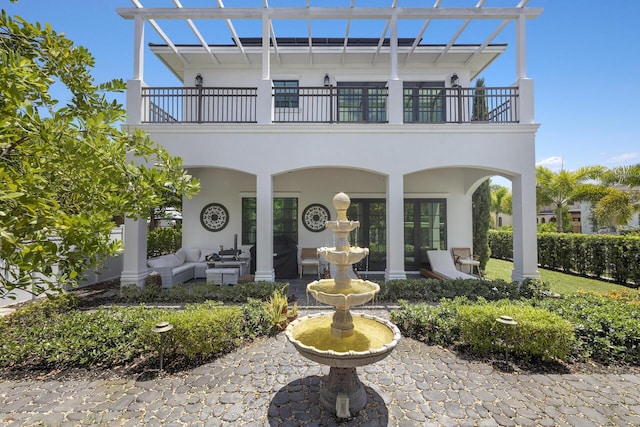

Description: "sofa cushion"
199 248 216 262
175 248 187 265
147 257 168 269
183 248 200 263
164 254 183 268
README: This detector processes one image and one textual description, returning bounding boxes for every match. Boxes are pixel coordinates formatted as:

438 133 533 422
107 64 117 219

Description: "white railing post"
126 79 144 125
517 78 535 124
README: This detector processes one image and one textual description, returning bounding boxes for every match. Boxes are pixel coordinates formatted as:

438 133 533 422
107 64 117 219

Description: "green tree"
472 179 491 270
0 11 199 298
472 78 487 121
490 184 511 229
593 164 640 229
535 165 605 232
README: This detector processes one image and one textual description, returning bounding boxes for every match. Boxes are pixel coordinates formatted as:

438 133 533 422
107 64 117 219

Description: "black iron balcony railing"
141 87 257 123
140 85 518 124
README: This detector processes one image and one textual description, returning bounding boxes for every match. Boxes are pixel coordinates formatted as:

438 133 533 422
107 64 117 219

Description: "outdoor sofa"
146 247 221 287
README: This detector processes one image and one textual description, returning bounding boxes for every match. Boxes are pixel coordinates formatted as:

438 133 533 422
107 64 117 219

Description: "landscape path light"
152 321 174 372
496 315 517 363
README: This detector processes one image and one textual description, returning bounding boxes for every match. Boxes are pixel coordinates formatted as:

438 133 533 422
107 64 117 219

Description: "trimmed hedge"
390 298 575 362
376 277 548 303
456 301 574 362
532 292 640 365
0 294 271 371
488 230 640 286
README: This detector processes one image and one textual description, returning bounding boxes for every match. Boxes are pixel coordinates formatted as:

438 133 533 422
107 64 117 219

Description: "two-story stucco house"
117 1 541 286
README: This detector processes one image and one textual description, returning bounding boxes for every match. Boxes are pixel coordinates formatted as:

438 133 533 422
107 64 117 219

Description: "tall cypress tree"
472 179 492 270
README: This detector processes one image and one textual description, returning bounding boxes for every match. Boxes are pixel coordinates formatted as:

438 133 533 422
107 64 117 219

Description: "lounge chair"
426 250 478 280
299 247 320 278
451 247 482 277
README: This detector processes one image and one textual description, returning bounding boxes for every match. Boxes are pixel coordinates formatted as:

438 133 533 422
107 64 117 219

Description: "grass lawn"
484 258 633 295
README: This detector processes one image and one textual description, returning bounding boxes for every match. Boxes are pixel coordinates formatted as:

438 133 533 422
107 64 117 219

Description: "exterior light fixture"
323 73 331 87
195 73 203 88
496 315 517 363
152 321 174 372
450 73 459 88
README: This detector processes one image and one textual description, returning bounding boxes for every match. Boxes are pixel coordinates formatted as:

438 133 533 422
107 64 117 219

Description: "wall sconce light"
195 73 203 88
323 73 331 87
450 73 459 88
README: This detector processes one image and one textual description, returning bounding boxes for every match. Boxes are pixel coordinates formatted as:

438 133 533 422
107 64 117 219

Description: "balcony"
140 85 519 125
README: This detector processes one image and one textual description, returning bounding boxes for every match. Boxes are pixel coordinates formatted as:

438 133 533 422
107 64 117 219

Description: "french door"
404 199 447 270
347 199 386 271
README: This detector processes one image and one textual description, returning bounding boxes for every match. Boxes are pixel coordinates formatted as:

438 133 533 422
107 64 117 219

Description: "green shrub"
241 298 272 338
392 298 574 363
147 227 182 258
533 293 640 364
119 281 288 304
0 305 158 369
147 305 245 360
489 230 640 286
0 298 273 371
390 299 460 346
456 301 574 362
377 278 545 303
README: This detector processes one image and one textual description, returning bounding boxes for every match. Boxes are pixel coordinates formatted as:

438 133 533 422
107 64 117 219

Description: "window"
242 198 257 245
274 80 299 108
403 82 445 123
241 197 298 245
337 82 387 123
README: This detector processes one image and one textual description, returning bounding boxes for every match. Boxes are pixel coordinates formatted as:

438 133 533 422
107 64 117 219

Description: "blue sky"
5 0 640 175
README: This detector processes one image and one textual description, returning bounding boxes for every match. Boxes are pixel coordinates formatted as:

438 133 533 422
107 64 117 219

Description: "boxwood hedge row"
488 230 640 286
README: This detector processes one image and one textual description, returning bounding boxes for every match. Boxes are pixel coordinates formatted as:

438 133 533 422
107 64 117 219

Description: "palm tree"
490 184 510 228
536 165 606 232
593 164 640 229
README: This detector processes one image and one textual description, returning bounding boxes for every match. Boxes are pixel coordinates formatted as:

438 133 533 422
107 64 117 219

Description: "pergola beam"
130 0 189 65
264 0 281 64
404 0 442 64
435 0 486 64
172 0 220 65
117 7 543 21
372 0 398 63
216 0 250 64
340 0 355 64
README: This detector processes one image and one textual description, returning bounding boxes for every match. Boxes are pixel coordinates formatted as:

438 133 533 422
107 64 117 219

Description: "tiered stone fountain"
285 192 400 418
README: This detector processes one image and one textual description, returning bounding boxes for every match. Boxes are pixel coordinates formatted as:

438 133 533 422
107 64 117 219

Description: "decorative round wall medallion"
302 203 330 232
200 203 229 232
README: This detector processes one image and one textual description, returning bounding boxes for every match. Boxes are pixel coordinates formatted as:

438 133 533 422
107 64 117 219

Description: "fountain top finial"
333 192 350 222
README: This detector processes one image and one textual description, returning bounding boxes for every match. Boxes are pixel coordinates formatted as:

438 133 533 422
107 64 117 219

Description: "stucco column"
518 77 535 124
255 173 275 281
120 217 148 287
256 12 273 125
387 79 403 125
511 173 540 282
385 174 406 281
126 79 144 125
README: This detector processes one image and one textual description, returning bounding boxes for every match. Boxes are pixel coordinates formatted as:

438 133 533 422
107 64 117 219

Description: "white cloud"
605 153 640 164
536 156 563 170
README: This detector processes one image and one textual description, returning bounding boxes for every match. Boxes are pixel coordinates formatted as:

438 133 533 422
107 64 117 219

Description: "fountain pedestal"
321 367 366 418
285 192 400 418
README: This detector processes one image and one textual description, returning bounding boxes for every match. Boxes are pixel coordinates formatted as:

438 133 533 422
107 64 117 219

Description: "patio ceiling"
118 0 542 82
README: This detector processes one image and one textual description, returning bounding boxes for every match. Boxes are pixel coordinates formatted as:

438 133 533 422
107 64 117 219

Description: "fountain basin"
285 312 401 368
307 279 379 309
318 247 369 266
